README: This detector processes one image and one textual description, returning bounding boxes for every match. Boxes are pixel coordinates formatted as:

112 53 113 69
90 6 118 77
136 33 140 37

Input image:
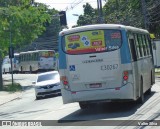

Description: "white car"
33 71 61 100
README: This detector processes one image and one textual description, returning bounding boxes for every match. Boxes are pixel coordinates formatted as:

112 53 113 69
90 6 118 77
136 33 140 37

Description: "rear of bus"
59 24 134 105
2 54 19 74
38 50 56 71
13 54 19 73
2 56 10 74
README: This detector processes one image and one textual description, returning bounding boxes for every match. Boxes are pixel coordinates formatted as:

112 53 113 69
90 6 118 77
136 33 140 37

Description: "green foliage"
77 3 98 26
0 1 60 57
103 0 143 27
4 83 22 92
76 0 160 38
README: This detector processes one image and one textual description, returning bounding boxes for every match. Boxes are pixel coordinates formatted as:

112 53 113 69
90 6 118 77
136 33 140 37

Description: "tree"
75 0 160 37
103 0 143 27
0 0 60 90
77 3 98 26
0 1 59 55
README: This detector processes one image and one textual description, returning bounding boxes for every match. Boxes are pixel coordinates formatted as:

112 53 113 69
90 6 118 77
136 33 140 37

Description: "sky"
35 0 106 28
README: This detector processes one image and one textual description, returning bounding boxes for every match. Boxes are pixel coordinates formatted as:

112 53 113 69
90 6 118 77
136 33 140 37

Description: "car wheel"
79 102 89 109
36 96 41 100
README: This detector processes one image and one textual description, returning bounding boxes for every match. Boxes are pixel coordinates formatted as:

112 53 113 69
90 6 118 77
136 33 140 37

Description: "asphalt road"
1 74 160 129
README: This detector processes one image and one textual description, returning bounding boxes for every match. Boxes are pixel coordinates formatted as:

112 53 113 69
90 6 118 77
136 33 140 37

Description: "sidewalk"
0 91 22 106
0 74 35 106
0 79 22 106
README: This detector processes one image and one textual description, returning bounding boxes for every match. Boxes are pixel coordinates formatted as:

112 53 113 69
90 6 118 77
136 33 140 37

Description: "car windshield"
37 73 59 82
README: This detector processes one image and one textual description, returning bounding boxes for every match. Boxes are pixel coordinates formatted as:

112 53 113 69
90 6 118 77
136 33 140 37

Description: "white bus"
58 24 155 109
19 50 57 73
152 39 160 67
2 53 19 74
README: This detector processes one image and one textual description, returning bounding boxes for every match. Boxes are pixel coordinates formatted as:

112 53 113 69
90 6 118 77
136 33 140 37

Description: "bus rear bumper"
61 83 134 104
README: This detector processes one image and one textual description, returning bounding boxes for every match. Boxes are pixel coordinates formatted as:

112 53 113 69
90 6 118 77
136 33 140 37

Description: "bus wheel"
30 66 32 74
146 88 151 95
3 69 5 74
146 73 152 95
137 79 144 104
9 68 11 74
21 67 23 74
79 102 89 109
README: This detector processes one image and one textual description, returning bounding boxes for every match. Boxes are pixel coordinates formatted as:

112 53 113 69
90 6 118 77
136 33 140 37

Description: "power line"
65 0 84 11
38 1 97 5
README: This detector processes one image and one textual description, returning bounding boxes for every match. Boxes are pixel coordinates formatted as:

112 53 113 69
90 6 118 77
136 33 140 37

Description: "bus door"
128 33 140 98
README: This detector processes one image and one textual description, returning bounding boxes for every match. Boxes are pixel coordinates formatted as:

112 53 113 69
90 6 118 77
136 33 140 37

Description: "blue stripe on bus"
58 36 67 69
120 30 131 64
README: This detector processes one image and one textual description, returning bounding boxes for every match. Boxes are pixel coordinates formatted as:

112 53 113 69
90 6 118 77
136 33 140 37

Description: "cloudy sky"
35 0 106 28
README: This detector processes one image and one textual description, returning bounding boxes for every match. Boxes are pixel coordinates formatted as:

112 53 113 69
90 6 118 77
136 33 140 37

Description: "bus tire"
30 66 32 74
151 71 153 85
9 68 11 74
79 102 89 109
21 67 23 74
137 78 144 104
146 72 152 95
3 69 6 74
146 88 151 95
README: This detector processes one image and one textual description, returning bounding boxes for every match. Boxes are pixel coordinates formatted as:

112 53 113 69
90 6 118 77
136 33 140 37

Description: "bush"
4 83 22 92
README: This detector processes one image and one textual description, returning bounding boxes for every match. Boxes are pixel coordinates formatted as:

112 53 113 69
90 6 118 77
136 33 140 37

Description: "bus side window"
35 53 38 61
145 35 151 56
143 35 149 56
21 54 24 62
33 53 35 61
134 34 140 59
128 35 137 61
137 34 144 57
141 35 147 56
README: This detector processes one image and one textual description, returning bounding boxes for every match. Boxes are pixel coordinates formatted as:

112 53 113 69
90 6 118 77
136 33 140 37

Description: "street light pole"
9 20 14 86
97 0 104 23
97 0 100 23
141 0 148 30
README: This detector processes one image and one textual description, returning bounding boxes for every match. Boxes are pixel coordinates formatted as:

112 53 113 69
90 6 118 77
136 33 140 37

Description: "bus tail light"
60 76 69 89
123 71 129 84
123 75 128 80
63 80 68 85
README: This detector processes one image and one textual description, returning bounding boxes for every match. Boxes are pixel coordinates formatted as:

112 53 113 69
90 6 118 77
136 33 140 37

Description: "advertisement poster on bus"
65 30 106 54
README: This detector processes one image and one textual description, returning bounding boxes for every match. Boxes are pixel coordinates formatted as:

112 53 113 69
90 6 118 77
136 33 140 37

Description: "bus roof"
19 50 55 54
4 53 19 58
59 24 149 36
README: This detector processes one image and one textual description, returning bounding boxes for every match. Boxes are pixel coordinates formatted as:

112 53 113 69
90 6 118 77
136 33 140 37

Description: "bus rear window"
40 51 54 57
63 29 122 54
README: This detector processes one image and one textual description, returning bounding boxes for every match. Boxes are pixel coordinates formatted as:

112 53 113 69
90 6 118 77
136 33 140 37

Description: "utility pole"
9 20 14 87
97 0 100 23
97 0 104 23
99 0 103 23
141 0 148 30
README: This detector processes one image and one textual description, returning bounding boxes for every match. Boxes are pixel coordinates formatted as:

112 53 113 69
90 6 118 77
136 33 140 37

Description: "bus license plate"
89 83 102 88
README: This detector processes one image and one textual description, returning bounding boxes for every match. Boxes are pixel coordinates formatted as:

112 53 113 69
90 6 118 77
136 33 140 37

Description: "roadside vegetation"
3 83 22 92
155 68 160 76
76 0 160 38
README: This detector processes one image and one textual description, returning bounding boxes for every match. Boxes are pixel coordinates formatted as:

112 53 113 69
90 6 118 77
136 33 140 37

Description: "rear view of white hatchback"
34 71 61 99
